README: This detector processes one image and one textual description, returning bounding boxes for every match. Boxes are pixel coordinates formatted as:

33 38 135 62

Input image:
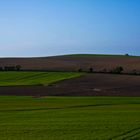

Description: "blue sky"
0 0 140 57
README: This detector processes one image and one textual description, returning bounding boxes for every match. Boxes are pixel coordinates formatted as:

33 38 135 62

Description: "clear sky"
0 0 140 57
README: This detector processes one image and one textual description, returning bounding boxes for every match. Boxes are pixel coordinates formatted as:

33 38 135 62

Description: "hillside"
0 54 140 73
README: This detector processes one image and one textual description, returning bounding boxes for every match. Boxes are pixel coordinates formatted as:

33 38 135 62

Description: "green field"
0 96 140 140
0 72 83 86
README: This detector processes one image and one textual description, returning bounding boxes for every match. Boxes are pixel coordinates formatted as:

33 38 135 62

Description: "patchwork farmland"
0 54 140 140
0 72 140 97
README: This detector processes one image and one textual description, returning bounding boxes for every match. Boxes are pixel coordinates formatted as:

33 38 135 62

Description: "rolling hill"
0 54 140 73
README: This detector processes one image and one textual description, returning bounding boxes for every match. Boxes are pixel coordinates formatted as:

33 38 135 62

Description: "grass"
0 96 140 140
0 72 83 86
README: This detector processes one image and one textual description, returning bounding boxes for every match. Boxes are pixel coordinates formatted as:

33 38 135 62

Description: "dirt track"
0 74 140 96
0 55 140 73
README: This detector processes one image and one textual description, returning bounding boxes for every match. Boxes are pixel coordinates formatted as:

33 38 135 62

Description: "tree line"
0 65 22 71
78 66 124 74
78 66 140 75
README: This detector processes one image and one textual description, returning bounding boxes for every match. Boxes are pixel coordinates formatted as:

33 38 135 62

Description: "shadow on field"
0 103 130 112
110 126 140 140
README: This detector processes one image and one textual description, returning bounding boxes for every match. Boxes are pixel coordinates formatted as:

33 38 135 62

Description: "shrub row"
0 65 22 71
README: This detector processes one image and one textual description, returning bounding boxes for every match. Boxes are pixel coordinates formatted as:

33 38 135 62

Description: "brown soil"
0 55 140 73
0 74 140 96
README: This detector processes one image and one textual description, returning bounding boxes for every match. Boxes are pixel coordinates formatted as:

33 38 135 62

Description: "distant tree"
132 69 137 75
125 53 129 56
78 68 82 72
16 65 22 71
102 68 107 73
89 67 93 73
112 66 124 74
4 66 16 71
4 66 7 71
0 67 3 71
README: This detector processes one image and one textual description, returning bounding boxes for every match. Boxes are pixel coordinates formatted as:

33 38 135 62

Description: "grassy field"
0 72 83 86
0 96 140 140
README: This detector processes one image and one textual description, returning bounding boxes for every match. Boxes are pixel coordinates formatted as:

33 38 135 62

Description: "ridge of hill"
0 54 140 73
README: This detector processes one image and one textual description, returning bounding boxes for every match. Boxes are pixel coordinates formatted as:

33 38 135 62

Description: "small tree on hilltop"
125 53 129 56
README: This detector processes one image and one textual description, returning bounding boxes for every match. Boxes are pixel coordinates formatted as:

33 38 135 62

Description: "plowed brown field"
0 74 140 96
0 55 140 73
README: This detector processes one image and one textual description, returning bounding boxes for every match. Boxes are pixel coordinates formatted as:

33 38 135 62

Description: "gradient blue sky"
0 0 140 57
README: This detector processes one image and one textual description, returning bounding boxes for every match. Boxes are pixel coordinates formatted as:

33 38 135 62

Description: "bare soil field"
0 73 140 96
0 55 140 73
